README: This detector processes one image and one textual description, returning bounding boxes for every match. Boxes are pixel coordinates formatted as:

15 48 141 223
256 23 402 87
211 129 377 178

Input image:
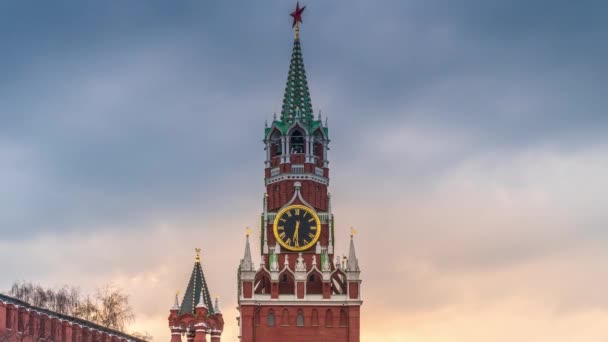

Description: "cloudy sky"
1 0 607 341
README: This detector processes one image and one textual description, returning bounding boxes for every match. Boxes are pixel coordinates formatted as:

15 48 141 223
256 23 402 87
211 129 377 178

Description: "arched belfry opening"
290 130 305 154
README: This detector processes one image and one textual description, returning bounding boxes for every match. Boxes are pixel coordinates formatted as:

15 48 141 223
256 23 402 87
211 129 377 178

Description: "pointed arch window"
254 309 261 326
296 309 304 327
267 309 275 327
311 309 319 326
339 309 348 327
281 309 290 326
325 309 333 327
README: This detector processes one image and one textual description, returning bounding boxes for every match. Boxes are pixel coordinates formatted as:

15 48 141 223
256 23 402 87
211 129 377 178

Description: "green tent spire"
179 249 214 315
280 36 314 125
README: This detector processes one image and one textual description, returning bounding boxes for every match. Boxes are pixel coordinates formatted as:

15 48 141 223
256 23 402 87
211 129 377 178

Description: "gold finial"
195 248 201 263
246 227 252 237
350 227 357 237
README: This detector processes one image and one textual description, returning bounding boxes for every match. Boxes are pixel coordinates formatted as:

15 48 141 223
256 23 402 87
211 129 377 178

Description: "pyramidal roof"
265 29 328 139
179 252 214 315
280 35 314 125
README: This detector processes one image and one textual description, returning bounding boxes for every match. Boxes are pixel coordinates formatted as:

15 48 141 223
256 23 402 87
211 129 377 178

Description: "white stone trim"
265 173 329 186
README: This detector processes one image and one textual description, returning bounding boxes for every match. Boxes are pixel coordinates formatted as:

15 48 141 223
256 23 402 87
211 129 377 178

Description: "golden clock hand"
293 221 300 242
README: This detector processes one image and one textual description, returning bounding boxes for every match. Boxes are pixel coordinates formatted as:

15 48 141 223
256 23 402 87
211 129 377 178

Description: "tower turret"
169 249 224 342
237 3 362 342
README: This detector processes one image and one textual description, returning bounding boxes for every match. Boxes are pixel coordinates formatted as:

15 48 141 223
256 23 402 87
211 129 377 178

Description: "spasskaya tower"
237 3 362 342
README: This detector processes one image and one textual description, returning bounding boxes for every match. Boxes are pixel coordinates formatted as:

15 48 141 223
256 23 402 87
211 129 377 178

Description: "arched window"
254 309 261 326
267 310 275 327
281 274 288 283
281 309 290 326
311 309 319 326
296 309 304 327
290 131 305 154
339 309 348 327
325 309 333 327
271 131 282 156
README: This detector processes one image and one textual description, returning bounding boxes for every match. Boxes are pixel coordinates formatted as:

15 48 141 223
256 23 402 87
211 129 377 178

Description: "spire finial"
215 296 221 314
350 227 357 237
290 2 306 40
173 290 180 309
195 248 201 263
246 227 252 237
347 229 360 272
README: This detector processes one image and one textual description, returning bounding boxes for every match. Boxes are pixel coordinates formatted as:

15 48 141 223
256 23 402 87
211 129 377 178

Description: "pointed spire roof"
280 31 314 125
180 249 214 315
172 292 180 310
264 3 328 140
347 234 360 272
240 230 254 271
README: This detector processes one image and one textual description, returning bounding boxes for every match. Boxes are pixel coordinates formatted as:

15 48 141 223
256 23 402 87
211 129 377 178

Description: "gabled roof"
179 254 214 315
0 293 145 342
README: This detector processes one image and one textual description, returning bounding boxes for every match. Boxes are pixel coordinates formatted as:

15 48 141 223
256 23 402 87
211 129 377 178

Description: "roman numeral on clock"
308 232 315 239
295 209 300 216
279 232 286 239
308 218 315 223
310 226 317 230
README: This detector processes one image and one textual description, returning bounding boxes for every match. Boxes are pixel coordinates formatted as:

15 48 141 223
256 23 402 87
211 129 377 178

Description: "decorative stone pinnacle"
214 296 221 314
196 290 207 309
295 252 306 272
173 291 180 309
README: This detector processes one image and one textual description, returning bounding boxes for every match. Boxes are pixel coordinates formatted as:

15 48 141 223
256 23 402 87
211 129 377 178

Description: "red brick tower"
237 3 362 341
169 249 224 342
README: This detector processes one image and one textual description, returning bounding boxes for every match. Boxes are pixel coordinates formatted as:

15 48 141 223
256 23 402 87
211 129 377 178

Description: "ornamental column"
169 294 182 342
0 301 6 331
194 292 208 342
62 320 72 342
210 332 220 342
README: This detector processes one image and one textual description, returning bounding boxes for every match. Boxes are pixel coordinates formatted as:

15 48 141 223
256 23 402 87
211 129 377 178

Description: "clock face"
273 204 321 251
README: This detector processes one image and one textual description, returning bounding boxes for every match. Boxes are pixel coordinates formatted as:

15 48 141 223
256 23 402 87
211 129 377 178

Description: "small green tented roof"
265 35 328 139
179 257 214 315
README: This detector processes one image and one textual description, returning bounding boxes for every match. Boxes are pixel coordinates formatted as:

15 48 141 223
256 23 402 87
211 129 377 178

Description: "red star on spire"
290 2 306 28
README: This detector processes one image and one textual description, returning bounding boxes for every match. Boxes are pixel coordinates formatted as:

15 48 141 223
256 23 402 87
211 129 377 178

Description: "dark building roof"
179 254 214 315
0 293 145 342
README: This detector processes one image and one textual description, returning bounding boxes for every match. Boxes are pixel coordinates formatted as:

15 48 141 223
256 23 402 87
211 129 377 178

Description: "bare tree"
4 282 138 335
93 284 134 332
8 282 81 317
